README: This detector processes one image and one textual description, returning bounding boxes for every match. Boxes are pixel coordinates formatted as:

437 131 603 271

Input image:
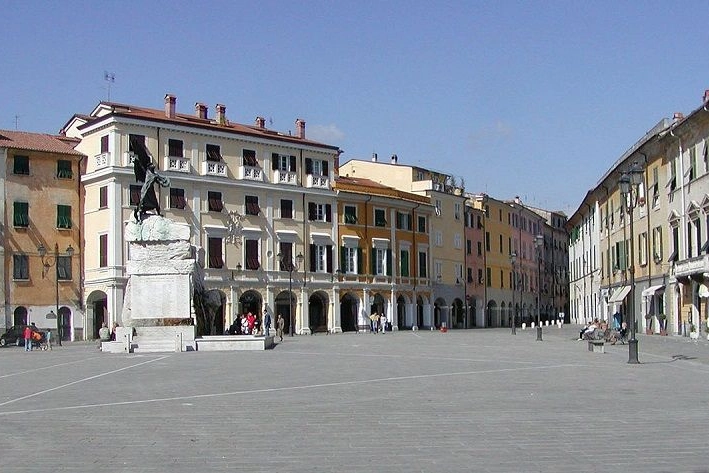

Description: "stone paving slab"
1 326 708 472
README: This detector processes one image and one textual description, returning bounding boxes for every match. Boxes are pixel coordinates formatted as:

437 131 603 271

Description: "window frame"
57 204 72 229
13 254 29 280
57 160 73 179
170 188 186 210
13 155 29 175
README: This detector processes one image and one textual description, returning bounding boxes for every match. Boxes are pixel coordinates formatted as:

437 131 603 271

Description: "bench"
587 339 605 353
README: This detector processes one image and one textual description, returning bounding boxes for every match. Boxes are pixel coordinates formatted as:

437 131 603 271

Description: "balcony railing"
675 254 709 278
123 151 136 167
274 170 297 185
306 174 329 189
238 165 264 181
94 152 111 169
164 156 191 173
201 161 228 177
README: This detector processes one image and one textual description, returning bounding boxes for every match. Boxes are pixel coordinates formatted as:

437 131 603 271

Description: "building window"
652 226 663 263
57 205 72 229
400 249 410 277
498 234 503 253
485 232 490 251
418 251 427 278
343 246 359 274
477 241 482 256
396 212 411 230
129 134 147 159
168 139 184 157
245 195 260 216
466 239 472 255
417 215 427 233
208 237 224 269
129 185 141 206
467 267 473 283
478 268 484 285
344 205 357 224
435 231 443 246
278 242 293 271
651 167 659 208
373 248 389 276
374 208 387 227
13 202 29 227
13 155 29 175
206 144 222 162
689 146 697 181
272 153 296 172
312 244 330 273
638 232 648 266
208 191 223 212
308 203 331 222
486 267 492 287
99 186 108 209
13 254 29 280
243 149 257 167
99 234 108 267
57 256 72 280
434 261 443 281
245 239 259 270
280 199 293 219
454 233 462 249
100 135 109 153
454 203 462 220
57 160 73 179
305 158 328 176
170 188 186 209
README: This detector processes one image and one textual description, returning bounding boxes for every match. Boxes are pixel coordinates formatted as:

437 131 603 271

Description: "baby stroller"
609 324 628 345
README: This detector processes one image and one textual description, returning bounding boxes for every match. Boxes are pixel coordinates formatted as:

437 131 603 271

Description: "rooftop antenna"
104 71 115 101
14 115 20 130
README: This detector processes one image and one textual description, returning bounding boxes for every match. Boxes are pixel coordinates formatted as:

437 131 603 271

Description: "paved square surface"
1 326 708 472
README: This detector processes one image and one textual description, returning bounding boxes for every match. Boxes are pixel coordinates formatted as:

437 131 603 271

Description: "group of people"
23 323 50 351
227 312 283 339
368 312 388 333
578 318 628 344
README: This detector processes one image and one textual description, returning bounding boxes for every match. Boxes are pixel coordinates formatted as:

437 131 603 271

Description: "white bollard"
531 322 535 328
522 323 526 330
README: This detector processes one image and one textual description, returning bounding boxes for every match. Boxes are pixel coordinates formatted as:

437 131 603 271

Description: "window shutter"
325 204 332 222
386 249 392 276
326 245 333 273
272 153 279 170
308 203 316 221
289 156 296 172
357 248 363 274
305 158 313 175
371 247 376 274
340 246 346 270
323 161 329 176
309 244 316 272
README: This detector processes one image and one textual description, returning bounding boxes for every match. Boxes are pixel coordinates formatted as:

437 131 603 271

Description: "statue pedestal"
119 215 201 352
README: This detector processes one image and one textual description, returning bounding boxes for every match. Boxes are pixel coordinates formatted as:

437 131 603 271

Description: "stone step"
132 338 180 353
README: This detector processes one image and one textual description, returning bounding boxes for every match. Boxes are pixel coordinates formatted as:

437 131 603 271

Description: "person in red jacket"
246 312 256 335
23 325 32 352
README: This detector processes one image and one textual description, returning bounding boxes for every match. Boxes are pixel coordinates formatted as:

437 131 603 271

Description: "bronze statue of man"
131 135 170 221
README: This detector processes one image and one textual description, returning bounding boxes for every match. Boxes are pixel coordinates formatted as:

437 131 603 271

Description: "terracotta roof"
78 101 341 151
0 129 84 156
334 176 431 204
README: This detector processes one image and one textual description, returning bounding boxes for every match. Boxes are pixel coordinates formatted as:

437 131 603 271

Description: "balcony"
306 174 329 189
94 152 111 169
274 170 297 185
674 254 709 278
201 161 228 177
164 156 191 173
238 165 264 182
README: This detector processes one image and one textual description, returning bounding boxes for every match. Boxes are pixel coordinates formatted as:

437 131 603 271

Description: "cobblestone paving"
1 326 708 473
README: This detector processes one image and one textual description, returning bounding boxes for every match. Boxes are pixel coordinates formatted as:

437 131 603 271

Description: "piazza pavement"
1 325 708 473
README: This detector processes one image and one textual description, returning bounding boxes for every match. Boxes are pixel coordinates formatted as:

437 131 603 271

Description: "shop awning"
608 285 631 303
642 285 665 297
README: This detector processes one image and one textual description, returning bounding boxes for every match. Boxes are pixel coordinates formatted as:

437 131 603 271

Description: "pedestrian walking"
264 312 272 337
380 314 387 333
23 325 32 351
276 314 285 341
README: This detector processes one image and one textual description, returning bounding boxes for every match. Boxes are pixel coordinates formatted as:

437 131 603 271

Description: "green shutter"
357 247 363 274
386 249 392 276
13 202 29 227
57 205 72 229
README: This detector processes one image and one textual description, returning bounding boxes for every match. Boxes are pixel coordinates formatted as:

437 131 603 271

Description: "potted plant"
658 314 667 336
645 314 653 335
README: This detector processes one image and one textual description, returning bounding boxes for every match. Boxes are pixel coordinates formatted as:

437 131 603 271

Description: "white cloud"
307 124 345 143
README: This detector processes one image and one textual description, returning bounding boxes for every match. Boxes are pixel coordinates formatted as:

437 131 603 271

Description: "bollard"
522 323 526 330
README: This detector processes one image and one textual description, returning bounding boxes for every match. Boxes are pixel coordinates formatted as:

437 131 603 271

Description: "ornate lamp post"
278 251 304 337
534 235 544 341
38 243 74 346
510 251 517 335
619 161 644 364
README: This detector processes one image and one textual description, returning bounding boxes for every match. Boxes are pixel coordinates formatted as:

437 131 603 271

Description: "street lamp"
278 251 304 337
38 243 74 346
534 235 544 341
619 161 644 364
510 251 517 335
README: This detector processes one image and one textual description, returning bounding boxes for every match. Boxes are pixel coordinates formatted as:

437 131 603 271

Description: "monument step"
132 339 180 353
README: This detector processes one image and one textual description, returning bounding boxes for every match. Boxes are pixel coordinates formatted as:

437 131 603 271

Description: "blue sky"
3 0 709 215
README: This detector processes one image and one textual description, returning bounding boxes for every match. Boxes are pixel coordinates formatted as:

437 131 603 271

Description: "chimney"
195 103 208 120
164 94 176 118
391 154 398 164
514 196 521 204
673 112 684 123
704 89 709 104
372 153 378 162
216 104 227 125
255 116 266 128
295 119 306 139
